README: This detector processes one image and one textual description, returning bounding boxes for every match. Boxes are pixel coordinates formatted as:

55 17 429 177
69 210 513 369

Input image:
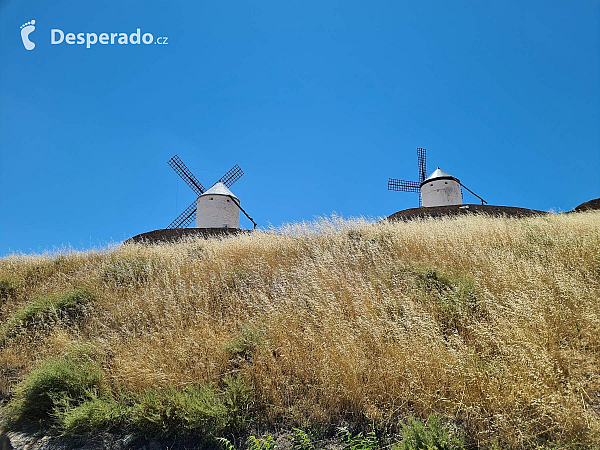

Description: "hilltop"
0 212 599 449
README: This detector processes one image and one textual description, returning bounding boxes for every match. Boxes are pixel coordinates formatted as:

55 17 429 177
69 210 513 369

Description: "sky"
1 0 599 256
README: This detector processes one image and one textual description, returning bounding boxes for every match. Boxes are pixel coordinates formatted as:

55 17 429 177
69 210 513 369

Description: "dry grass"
1 212 599 448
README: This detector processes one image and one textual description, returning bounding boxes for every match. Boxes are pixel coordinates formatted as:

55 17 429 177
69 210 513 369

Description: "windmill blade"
388 178 420 192
167 200 197 229
168 155 206 196
218 164 244 188
417 147 427 183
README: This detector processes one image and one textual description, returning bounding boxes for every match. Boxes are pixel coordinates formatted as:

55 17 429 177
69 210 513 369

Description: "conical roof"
421 167 460 186
201 182 238 199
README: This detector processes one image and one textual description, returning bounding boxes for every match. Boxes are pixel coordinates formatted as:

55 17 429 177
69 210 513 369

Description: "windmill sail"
388 148 427 207
387 179 420 192
167 200 197 229
168 155 206 196
218 164 244 188
417 147 427 183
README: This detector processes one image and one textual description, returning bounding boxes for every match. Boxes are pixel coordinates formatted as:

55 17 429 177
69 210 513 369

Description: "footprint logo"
20 20 36 50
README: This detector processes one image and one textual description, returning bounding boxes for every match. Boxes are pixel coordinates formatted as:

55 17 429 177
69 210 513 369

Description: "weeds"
56 392 132 435
338 427 379 450
217 436 238 450
414 268 483 336
394 415 464 450
133 384 230 437
247 434 277 450
3 355 102 425
226 325 264 359
4 348 254 439
291 428 315 450
132 376 254 438
0 288 93 345
222 375 255 433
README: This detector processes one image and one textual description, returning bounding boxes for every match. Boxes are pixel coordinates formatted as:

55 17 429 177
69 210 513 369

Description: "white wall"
196 194 240 228
421 179 462 207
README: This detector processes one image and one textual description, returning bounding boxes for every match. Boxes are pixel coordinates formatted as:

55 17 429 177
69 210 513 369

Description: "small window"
227 199 230 202
210 198 214 200
445 182 448 184
430 183 433 186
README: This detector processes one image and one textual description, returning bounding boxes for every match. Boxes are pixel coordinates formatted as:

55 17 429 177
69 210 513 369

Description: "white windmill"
388 148 486 208
167 155 256 229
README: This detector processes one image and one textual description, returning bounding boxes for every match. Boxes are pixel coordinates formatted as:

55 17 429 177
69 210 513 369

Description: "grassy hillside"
0 212 599 449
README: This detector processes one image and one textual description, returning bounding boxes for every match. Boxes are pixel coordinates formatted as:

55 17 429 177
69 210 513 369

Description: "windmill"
167 155 256 229
388 148 486 208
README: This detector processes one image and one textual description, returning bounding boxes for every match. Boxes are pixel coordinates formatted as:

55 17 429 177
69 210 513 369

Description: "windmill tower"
167 155 256 229
388 148 486 208
196 182 240 228
420 167 462 207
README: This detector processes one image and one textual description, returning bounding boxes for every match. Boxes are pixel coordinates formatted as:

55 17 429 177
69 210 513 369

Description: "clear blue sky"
1 1 599 256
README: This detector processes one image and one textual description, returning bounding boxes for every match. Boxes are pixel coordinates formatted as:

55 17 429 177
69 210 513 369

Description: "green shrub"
222 375 255 433
3 356 102 426
394 414 465 450
131 375 254 438
132 377 254 438
414 268 482 334
226 324 263 359
4 357 254 438
0 289 93 344
57 392 132 435
133 384 230 438
63 340 102 363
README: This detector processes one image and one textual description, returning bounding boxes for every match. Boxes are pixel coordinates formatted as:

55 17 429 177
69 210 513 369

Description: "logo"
19 20 168 50
20 20 36 50
51 28 168 48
